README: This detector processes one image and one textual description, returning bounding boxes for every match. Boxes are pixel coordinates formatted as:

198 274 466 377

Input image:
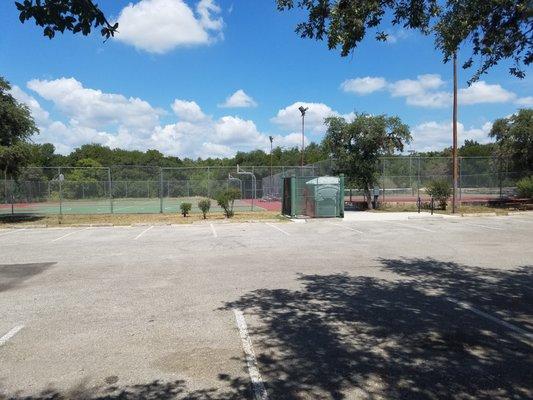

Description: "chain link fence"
0 157 528 215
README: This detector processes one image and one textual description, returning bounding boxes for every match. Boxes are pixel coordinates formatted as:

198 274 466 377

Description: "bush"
426 179 452 210
180 202 192 217
516 176 533 198
198 199 211 219
215 188 240 218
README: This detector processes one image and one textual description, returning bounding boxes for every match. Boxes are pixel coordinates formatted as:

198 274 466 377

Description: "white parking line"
330 223 363 234
233 309 269 400
394 223 437 233
265 223 290 236
448 298 533 347
0 228 26 237
210 223 218 238
462 223 503 231
51 227 90 242
134 225 154 240
0 325 24 347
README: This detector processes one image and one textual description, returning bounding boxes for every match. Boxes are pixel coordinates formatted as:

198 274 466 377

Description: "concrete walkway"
342 211 457 221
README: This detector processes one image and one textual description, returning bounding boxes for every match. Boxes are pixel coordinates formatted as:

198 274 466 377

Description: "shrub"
516 176 533 198
180 202 192 217
198 199 211 219
215 188 240 218
426 179 452 210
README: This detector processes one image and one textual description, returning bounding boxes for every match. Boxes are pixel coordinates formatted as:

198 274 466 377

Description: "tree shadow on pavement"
224 258 532 400
0 377 251 400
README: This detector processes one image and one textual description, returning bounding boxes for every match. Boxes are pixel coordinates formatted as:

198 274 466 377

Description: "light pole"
452 52 459 213
298 106 308 168
269 135 274 198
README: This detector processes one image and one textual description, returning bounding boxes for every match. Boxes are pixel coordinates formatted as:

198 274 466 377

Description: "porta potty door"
315 185 339 217
305 177 340 218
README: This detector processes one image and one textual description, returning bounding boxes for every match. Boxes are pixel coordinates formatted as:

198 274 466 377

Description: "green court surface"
0 197 266 215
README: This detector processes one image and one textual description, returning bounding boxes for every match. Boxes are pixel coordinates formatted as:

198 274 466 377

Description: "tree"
15 0 117 40
489 108 533 175
276 0 532 82
0 77 39 180
323 114 411 208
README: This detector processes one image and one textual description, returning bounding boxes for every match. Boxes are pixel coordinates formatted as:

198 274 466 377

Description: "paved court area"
1 214 532 399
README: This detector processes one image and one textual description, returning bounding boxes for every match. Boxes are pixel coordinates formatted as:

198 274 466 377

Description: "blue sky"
1 0 531 158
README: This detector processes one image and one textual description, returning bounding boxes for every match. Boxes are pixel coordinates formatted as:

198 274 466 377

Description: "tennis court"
1 214 532 399
0 196 272 215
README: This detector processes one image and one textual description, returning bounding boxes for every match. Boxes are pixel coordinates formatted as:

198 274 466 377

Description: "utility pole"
452 52 459 213
298 106 308 168
269 135 274 197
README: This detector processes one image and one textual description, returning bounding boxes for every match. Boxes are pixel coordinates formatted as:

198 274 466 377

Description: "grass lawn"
0 211 284 227
377 202 521 215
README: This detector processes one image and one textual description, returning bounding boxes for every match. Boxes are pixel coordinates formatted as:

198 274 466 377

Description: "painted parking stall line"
0 228 26 237
330 223 363 234
394 223 437 233
0 325 24 347
265 223 290 236
51 227 91 242
462 222 503 231
448 298 533 347
134 225 154 240
233 309 269 400
210 223 218 238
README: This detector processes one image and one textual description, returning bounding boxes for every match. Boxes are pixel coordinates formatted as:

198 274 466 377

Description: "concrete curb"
407 216 444 220
461 212 497 217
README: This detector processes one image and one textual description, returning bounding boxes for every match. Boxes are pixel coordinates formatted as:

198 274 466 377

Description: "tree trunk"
365 185 373 210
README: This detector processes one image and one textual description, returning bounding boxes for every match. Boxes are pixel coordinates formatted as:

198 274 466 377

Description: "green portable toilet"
305 176 340 217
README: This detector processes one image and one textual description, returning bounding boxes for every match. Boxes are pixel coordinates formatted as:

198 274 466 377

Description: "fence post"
159 168 163 214
417 157 421 201
498 156 503 199
459 157 462 201
108 167 113 214
59 167 63 217
339 174 345 218
382 159 386 204
207 167 210 198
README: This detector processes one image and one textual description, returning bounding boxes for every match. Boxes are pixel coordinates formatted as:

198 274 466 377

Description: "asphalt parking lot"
1 214 532 400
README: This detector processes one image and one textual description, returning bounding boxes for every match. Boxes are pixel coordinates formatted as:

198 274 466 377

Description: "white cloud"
459 81 516 105
9 85 50 125
344 73 520 108
340 77 387 95
199 142 234 159
271 102 339 134
115 0 223 54
17 78 305 158
411 120 493 152
214 116 263 145
515 96 533 107
384 29 410 44
27 77 160 131
389 74 445 98
171 99 206 121
218 89 258 108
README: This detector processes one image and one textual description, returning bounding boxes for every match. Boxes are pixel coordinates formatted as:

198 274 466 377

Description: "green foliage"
276 0 531 82
198 199 211 219
490 109 533 175
15 0 117 40
323 113 411 208
516 176 533 198
180 202 192 217
426 180 452 209
215 188 241 218
0 77 38 179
